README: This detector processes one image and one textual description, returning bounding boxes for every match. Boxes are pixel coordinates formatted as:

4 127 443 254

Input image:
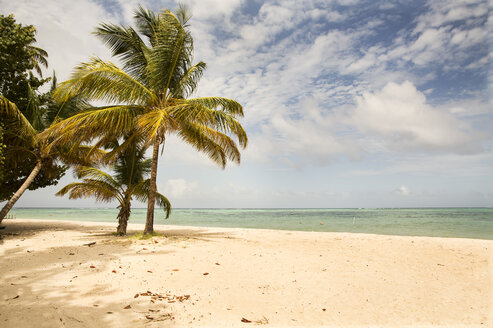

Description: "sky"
1 0 492 208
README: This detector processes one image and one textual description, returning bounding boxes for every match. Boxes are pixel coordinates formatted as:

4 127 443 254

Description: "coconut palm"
57 138 170 235
0 92 101 223
44 5 247 234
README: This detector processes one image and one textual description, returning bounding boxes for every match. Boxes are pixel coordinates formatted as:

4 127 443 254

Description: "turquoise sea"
8 207 493 240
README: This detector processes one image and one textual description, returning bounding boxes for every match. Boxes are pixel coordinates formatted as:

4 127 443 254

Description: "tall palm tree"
44 5 247 234
57 139 170 235
0 92 101 223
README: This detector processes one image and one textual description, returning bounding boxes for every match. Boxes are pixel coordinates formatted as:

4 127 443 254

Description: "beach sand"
0 219 491 327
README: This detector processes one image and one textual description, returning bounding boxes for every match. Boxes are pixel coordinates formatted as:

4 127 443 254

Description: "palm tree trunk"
116 194 131 236
144 135 162 235
0 160 42 224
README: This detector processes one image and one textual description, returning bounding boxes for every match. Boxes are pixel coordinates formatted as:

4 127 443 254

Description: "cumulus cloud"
2 0 491 208
182 0 489 169
257 98 361 166
350 81 485 154
241 80 489 167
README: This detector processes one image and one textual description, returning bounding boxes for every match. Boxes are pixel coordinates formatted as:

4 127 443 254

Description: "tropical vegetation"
56 137 170 235
0 14 66 201
0 85 103 223
44 5 248 234
0 15 106 223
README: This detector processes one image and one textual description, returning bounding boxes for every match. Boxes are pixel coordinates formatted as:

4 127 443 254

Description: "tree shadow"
1 220 235 241
0 220 237 327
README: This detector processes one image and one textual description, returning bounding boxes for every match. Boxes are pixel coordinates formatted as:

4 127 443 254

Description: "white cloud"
264 98 361 166
350 81 485 154
241 80 490 167
394 185 410 196
0 0 120 82
183 0 242 19
387 0 489 69
2 0 491 208
413 0 488 32
163 179 198 199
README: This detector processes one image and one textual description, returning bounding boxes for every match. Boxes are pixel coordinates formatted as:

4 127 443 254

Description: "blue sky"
2 0 492 208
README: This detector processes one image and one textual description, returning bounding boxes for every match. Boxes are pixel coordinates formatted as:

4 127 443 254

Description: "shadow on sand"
0 220 234 327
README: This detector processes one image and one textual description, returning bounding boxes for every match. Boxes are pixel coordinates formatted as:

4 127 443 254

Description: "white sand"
0 219 491 327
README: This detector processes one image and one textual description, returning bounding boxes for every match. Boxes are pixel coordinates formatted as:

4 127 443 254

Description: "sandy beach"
0 219 491 327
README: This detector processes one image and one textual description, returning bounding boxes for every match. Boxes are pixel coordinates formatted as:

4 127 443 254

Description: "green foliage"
0 15 90 201
46 6 247 167
0 157 67 201
43 5 247 233
0 14 49 112
57 139 171 218
130 231 163 239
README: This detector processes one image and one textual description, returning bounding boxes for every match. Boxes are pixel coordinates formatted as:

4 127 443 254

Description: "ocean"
7 207 493 240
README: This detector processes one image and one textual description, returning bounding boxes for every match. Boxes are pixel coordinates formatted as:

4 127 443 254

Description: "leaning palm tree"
57 139 170 235
0 93 101 223
44 5 247 234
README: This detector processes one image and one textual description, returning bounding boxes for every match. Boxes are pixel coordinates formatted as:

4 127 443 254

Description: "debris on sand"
137 291 191 303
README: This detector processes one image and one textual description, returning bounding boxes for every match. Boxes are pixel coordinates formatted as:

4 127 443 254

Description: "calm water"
8 207 493 240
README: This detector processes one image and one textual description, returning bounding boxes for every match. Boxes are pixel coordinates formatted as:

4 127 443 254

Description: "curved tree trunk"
144 135 163 235
0 160 42 224
116 194 132 236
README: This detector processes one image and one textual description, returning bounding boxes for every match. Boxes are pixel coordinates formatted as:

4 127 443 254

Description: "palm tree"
57 139 170 235
0 92 101 223
44 5 248 234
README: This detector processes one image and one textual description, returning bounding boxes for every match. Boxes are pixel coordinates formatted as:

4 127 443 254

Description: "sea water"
7 207 493 240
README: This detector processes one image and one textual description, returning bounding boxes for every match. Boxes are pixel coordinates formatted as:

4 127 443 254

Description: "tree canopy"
45 5 247 234
0 14 67 201
0 14 48 111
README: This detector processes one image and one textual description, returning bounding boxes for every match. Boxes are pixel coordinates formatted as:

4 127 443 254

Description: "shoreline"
7 207 493 241
3 217 492 242
1 219 492 327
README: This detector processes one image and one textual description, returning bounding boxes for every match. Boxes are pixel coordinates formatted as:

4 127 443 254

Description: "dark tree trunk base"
116 199 131 236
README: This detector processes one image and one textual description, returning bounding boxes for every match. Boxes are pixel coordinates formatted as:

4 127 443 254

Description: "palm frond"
74 166 121 190
52 58 155 105
132 179 171 218
25 83 45 131
42 105 145 146
56 180 123 204
136 108 177 142
147 10 194 94
57 145 107 167
173 61 206 98
0 95 37 140
186 97 244 117
155 191 171 218
174 3 192 27
134 5 159 42
94 24 149 82
29 46 49 76
170 102 248 148
45 72 91 124
181 121 241 166
29 46 49 66
102 130 139 162
179 122 239 168
113 140 151 187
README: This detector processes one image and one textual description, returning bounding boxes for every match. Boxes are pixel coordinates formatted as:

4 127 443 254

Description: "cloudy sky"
2 0 492 208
